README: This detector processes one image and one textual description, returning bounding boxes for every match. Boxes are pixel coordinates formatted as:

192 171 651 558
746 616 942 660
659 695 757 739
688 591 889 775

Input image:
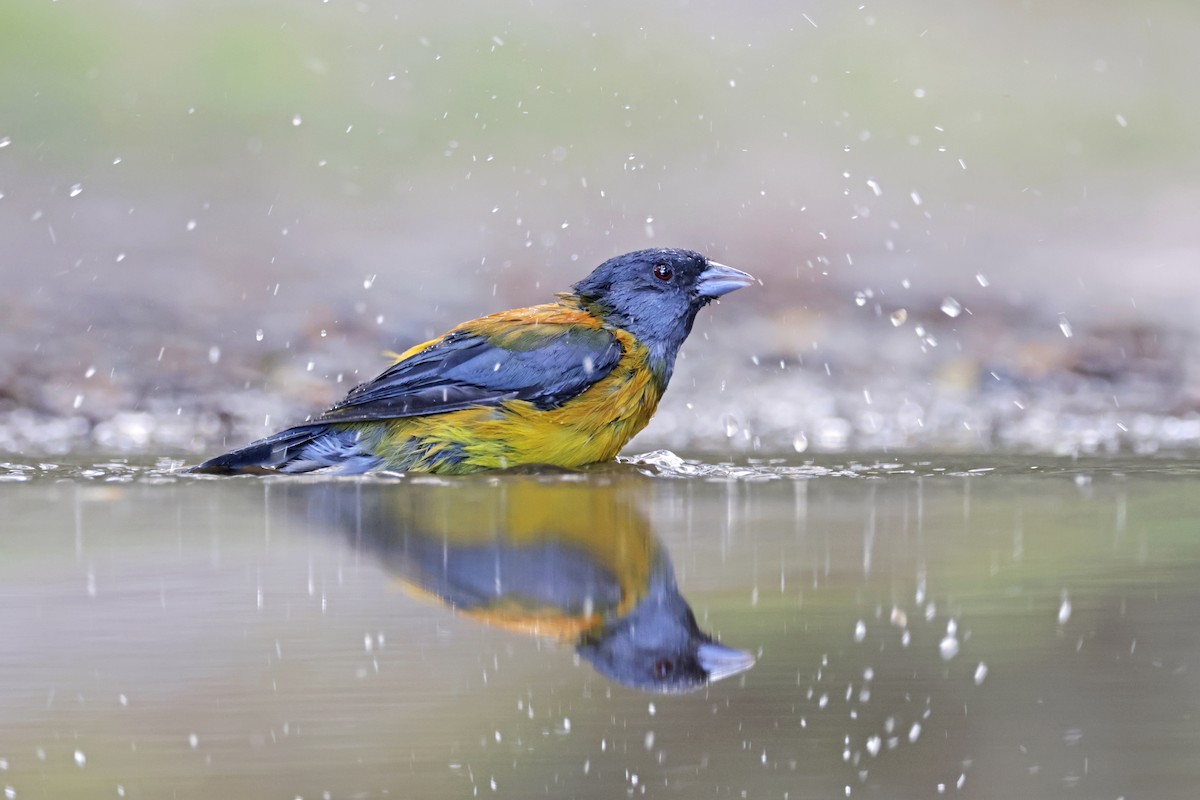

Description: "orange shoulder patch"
461 301 605 333
388 301 601 365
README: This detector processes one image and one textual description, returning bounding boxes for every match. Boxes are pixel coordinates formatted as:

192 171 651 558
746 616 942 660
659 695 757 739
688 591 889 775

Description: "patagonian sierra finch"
193 248 754 475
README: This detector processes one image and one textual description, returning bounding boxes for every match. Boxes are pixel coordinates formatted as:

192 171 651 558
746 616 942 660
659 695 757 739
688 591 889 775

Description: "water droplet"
792 432 809 453
908 722 921 743
940 297 962 318
938 633 959 661
292 114 303 127
186 219 197 232
74 750 86 767
69 183 83 198
723 415 740 437
975 273 990 287
909 191 922 206
913 87 926 98
890 308 908 326
363 274 376 289
854 291 867 307
974 662 988 685
865 178 882 196
208 346 220 364
1115 113 1127 128
0 136 11 148
255 329 264 342
854 620 867 642
188 733 199 749
1058 316 1073 338
1058 591 1072 624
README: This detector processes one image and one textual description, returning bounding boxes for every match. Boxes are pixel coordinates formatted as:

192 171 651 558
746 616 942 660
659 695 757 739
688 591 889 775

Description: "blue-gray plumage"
571 248 741 386
322 326 623 422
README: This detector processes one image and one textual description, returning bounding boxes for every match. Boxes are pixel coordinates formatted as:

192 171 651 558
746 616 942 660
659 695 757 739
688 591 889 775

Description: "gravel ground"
3 0 1199 461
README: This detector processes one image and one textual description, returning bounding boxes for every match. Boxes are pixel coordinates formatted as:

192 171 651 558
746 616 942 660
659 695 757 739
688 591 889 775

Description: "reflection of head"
578 563 756 693
300 474 754 693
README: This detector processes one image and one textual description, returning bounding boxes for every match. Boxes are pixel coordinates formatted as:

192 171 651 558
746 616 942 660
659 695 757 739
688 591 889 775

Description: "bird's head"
569 248 755 386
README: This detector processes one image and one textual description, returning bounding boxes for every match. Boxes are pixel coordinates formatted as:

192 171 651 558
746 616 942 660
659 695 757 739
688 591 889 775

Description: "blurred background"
5 7 1200 798
2 0 1198 458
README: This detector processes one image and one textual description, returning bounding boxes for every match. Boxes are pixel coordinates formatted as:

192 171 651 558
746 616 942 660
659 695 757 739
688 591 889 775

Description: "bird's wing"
317 319 623 423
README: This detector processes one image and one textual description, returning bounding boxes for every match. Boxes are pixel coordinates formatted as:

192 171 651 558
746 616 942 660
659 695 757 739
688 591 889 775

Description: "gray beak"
697 641 757 683
697 261 756 299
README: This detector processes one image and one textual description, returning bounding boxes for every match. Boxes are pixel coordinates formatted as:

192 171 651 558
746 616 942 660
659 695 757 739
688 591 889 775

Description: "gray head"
570 248 754 385
575 562 756 694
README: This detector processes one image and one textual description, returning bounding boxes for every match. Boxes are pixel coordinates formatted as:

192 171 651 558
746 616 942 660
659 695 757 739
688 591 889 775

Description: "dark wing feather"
317 325 622 423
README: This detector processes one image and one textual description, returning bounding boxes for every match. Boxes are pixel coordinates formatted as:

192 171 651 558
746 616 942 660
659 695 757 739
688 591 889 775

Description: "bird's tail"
188 423 382 475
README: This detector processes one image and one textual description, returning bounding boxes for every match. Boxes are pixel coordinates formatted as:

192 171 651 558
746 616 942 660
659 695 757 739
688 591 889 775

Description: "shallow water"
2 453 1199 799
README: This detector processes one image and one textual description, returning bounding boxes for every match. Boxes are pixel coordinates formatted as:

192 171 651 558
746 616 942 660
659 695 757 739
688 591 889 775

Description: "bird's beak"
697 641 757 683
697 261 756 299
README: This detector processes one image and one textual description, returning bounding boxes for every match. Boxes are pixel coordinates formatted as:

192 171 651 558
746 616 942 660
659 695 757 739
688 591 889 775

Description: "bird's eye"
653 263 673 281
654 658 674 679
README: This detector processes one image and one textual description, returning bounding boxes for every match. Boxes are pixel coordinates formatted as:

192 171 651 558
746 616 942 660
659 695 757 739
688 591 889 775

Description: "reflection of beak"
697 260 756 299
697 642 757 683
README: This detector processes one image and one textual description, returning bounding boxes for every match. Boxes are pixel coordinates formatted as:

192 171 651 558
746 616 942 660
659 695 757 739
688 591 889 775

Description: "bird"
192 248 754 475
295 473 756 693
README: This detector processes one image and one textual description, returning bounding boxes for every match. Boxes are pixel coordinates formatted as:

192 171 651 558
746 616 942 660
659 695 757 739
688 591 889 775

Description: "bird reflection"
297 473 754 693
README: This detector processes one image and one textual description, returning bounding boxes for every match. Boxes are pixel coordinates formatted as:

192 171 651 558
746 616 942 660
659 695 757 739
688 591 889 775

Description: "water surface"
2 453 1198 799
